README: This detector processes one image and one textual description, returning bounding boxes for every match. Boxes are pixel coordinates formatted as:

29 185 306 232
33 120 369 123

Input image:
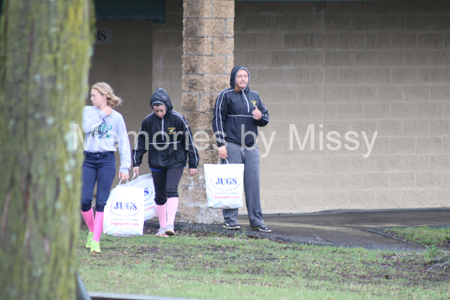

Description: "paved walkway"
170 208 450 251
258 208 450 250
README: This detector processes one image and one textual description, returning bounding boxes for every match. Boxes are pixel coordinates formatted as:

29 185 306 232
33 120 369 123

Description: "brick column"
180 0 234 223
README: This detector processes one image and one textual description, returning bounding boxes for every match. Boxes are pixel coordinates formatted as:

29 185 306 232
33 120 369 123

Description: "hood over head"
230 65 250 90
150 88 173 113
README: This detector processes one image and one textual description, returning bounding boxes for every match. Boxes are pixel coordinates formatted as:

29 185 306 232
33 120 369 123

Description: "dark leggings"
81 151 116 212
151 167 184 205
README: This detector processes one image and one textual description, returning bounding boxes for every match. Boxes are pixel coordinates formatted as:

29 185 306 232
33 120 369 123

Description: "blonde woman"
81 82 130 253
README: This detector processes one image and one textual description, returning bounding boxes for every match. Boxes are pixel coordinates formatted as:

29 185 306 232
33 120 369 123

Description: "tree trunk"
0 1 93 299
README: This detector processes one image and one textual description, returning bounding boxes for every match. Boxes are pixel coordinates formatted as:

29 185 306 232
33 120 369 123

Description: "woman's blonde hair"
92 82 122 108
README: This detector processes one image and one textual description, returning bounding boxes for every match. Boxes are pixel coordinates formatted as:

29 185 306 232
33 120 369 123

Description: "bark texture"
0 1 93 299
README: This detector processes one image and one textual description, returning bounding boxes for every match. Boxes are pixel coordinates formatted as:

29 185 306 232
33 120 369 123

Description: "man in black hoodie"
212 66 271 233
133 88 199 237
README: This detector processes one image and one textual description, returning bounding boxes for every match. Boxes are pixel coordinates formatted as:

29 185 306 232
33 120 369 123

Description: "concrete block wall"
89 20 153 186
235 0 450 213
153 0 184 113
180 0 235 223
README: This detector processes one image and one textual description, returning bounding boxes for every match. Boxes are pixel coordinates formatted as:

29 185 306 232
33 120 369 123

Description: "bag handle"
117 178 130 186
117 172 139 186
218 158 229 164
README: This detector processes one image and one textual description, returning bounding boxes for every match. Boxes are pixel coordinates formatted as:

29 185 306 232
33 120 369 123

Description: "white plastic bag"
204 160 244 209
103 181 145 237
127 173 157 221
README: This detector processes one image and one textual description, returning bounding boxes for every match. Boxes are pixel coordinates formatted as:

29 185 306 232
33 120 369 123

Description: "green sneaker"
90 240 101 253
85 232 94 248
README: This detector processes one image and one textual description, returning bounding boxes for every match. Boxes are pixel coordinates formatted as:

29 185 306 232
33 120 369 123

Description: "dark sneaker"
223 222 240 230
252 224 271 233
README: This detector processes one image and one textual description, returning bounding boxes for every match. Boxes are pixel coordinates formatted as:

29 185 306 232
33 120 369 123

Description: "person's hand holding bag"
218 145 228 159
119 172 129 180
133 166 140 175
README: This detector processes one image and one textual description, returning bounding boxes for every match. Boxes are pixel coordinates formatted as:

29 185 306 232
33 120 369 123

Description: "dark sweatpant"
151 167 184 205
222 142 264 227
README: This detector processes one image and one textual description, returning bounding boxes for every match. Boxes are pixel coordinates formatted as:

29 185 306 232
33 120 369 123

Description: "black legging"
151 167 184 205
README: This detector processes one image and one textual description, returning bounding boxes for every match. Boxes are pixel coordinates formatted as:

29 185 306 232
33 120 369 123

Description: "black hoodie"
212 66 269 148
132 88 199 170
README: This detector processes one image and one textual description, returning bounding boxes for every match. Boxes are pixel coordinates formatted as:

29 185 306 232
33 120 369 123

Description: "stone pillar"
180 0 234 223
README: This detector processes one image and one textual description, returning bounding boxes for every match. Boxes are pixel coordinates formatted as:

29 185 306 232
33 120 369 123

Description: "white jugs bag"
127 173 157 221
103 180 145 237
204 159 244 209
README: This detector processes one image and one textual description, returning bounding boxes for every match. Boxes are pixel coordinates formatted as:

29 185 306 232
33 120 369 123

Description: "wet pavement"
162 208 450 251
258 208 450 250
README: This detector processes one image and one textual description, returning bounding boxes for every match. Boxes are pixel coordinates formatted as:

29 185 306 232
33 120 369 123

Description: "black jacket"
132 88 199 170
212 66 269 148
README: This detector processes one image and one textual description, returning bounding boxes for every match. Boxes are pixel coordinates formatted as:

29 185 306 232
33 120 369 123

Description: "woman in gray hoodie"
81 82 131 253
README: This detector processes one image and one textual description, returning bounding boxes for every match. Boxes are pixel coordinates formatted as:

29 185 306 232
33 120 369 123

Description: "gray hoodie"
82 106 131 173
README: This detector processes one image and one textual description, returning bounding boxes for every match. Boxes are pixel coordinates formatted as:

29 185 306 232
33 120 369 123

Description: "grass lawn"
78 227 450 300
383 226 450 248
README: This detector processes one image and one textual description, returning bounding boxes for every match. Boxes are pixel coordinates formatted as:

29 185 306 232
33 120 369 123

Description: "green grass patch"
78 229 450 300
383 226 450 247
